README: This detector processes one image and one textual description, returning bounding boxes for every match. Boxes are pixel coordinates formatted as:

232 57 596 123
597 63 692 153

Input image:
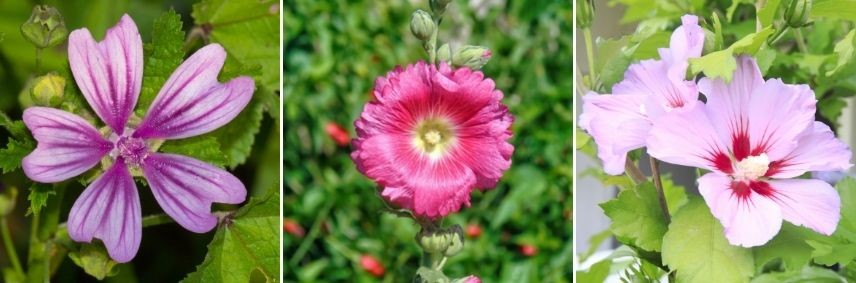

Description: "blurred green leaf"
576 259 611 283
750 266 845 283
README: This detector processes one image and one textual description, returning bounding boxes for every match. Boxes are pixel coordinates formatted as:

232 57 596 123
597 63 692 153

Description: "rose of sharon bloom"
579 15 704 175
351 61 513 218
21 15 254 262
647 56 853 247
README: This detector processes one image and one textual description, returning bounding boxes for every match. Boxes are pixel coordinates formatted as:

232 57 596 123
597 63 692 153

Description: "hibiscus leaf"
182 190 279 283
159 137 228 168
662 197 754 283
600 182 668 252
754 223 822 272
690 27 774 82
806 177 856 267
138 9 185 113
0 138 34 174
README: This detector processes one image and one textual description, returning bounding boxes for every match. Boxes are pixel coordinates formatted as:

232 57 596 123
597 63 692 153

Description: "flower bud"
359 254 385 277
453 275 482 283
411 10 435 41
465 224 482 238
452 45 492 70
21 5 68 48
430 0 453 15
437 43 452 62
443 225 464 257
784 0 812 28
324 122 350 147
417 228 451 254
30 73 65 107
283 218 306 238
576 0 594 29
519 244 538 257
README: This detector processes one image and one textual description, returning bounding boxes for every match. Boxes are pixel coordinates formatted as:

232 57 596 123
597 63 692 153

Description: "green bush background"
284 0 573 282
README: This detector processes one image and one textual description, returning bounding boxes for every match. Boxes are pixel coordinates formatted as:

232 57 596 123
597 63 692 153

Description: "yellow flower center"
413 118 454 159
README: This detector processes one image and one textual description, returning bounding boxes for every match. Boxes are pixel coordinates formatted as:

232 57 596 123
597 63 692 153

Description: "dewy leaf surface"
182 190 279 283
662 197 754 283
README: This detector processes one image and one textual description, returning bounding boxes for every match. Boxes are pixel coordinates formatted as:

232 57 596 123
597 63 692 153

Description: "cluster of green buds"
576 0 594 29
29 73 66 107
416 225 465 258
21 5 68 49
410 0 493 70
784 0 812 28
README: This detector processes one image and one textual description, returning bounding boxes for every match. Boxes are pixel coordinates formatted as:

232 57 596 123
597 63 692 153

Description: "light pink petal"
647 103 733 173
133 44 255 140
67 162 141 263
141 153 246 233
659 15 705 66
766 178 840 235
767 122 853 178
67 14 142 134
612 60 699 113
697 173 782 247
22 107 113 183
579 93 649 175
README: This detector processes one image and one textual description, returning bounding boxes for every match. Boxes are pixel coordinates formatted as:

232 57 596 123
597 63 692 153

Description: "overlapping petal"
133 44 255 140
141 153 246 233
767 178 840 235
579 93 649 174
767 122 853 178
698 173 782 247
67 162 141 263
68 14 143 134
647 103 732 173
22 107 113 183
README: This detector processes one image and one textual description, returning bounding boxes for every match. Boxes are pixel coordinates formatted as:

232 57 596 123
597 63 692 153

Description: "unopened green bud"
437 43 451 62
417 228 451 254
21 5 68 48
443 225 464 257
784 0 812 28
430 0 453 15
30 73 65 107
576 0 594 29
411 10 435 41
452 45 492 70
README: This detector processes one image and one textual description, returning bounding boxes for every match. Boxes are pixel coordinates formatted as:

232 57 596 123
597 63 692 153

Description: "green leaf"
0 111 27 140
662 197 754 283
753 224 821 271
416 267 449 283
576 259 611 283
138 10 186 112
806 177 856 267
204 94 265 168
811 0 856 20
600 182 668 252
826 30 855 77
192 0 279 91
68 244 119 280
182 190 279 283
750 266 845 283
159 137 228 168
757 0 783 27
0 139 34 174
27 184 54 216
689 27 774 81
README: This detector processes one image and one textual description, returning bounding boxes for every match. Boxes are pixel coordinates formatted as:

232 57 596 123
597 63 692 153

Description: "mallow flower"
22 15 254 262
579 15 704 175
647 56 853 247
351 61 513 218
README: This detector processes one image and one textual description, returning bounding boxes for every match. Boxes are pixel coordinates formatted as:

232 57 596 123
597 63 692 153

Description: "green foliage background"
284 0 572 282
0 0 280 282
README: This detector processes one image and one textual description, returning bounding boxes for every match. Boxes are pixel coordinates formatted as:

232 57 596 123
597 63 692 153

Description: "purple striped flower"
21 15 254 262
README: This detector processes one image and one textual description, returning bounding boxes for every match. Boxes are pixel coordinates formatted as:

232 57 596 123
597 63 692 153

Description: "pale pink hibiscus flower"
351 61 513 218
22 15 254 262
579 15 704 174
647 56 852 247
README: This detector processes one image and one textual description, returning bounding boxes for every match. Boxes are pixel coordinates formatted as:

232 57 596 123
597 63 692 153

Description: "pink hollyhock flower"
579 15 704 174
351 61 513 218
22 15 254 262
647 56 853 247
461 275 481 283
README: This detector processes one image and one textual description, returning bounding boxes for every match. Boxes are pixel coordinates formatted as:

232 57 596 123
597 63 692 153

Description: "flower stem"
793 28 808 53
1 217 24 276
35 48 43 74
648 157 671 224
583 27 596 84
624 158 646 185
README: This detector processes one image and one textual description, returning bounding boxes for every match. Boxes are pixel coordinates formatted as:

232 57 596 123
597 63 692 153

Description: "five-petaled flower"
351 61 513 218
22 15 255 262
647 56 852 247
579 15 704 175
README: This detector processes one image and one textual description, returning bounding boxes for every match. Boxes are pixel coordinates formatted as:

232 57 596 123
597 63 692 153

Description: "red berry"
466 224 482 238
324 122 350 146
283 218 305 238
520 244 538 257
360 254 385 277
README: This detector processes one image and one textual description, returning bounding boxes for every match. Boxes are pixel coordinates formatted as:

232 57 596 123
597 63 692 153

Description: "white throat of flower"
412 117 455 160
734 153 770 180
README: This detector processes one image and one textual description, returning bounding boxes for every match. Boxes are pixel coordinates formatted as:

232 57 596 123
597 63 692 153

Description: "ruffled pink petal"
697 173 782 247
766 122 853 178
67 14 143 134
647 103 733 173
767 178 840 235
22 107 113 183
67 162 141 263
579 93 649 175
141 153 246 233
133 44 255 140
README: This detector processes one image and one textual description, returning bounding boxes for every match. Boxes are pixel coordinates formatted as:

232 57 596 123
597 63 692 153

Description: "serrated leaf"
138 10 185 112
182 190 279 283
0 111 27 140
600 182 668 252
27 184 54 216
753 224 820 271
159 137 228 168
689 28 774 81
662 197 754 283
68 244 119 280
0 139 34 174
